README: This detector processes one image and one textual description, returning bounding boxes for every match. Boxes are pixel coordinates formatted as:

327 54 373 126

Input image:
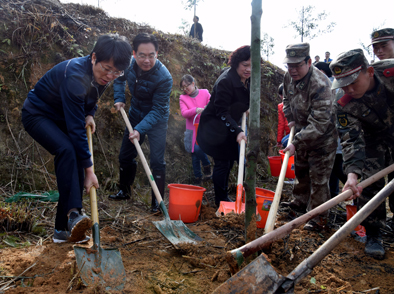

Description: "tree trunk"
193 0 197 40
245 0 262 243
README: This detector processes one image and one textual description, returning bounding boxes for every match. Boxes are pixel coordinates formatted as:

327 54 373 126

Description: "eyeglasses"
182 83 192 91
98 63 124 77
136 53 157 61
286 62 306 70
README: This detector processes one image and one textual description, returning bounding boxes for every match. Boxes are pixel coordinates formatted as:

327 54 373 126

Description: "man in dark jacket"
189 16 203 42
109 33 173 214
22 34 132 243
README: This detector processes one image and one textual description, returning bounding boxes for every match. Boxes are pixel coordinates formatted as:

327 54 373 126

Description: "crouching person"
22 34 132 243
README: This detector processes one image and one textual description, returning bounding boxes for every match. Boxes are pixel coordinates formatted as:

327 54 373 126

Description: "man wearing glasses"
281 43 337 232
110 33 173 214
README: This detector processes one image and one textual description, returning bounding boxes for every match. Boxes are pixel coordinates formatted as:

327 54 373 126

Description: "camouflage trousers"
292 145 336 219
358 140 393 229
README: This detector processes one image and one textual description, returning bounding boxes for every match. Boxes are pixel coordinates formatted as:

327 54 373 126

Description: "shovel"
227 162 394 272
216 113 250 216
214 178 394 293
74 126 126 290
264 126 295 234
120 108 202 246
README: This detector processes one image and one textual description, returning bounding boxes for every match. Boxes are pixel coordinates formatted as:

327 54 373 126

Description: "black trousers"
212 158 235 207
22 109 84 231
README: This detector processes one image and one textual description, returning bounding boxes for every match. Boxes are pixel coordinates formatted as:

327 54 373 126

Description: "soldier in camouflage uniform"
330 49 394 260
370 28 394 61
281 43 338 231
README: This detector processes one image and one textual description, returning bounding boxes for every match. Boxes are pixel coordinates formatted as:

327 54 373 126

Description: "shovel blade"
215 201 261 221
74 245 126 291
213 254 284 294
153 219 203 246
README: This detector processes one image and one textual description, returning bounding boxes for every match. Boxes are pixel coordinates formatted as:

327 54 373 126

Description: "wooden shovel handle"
86 126 99 224
264 126 295 233
230 162 394 262
120 108 164 205
235 113 247 214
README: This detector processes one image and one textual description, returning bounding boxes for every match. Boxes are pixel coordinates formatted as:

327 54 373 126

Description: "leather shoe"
365 235 385 260
108 190 130 201
303 219 326 232
281 200 306 212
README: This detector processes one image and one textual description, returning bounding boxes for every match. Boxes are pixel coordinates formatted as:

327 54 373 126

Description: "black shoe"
67 212 92 243
303 219 326 232
193 177 202 186
281 200 306 212
203 165 212 181
365 235 385 260
151 198 160 213
108 190 130 201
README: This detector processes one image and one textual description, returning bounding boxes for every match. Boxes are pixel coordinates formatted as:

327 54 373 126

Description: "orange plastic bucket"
255 187 275 228
268 156 282 177
346 205 366 237
168 184 206 223
279 150 295 179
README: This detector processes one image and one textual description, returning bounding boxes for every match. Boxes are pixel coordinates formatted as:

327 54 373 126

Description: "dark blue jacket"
23 56 107 168
113 58 173 135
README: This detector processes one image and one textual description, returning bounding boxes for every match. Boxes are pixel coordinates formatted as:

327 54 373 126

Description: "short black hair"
194 16 199 21
133 33 159 53
314 61 332 77
278 83 283 95
91 33 132 71
325 51 330 54
179 74 196 89
228 45 250 69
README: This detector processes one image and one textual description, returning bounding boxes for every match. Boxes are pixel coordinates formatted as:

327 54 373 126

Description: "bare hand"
288 121 295 128
342 173 363 200
129 130 140 143
276 142 283 148
114 102 126 112
85 115 96 133
84 166 99 193
283 143 295 156
237 131 247 145
196 108 204 114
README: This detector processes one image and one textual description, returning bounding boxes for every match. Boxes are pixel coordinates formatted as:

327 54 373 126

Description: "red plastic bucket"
194 123 199 145
255 188 275 228
268 156 282 177
279 150 295 179
346 205 366 237
168 184 206 223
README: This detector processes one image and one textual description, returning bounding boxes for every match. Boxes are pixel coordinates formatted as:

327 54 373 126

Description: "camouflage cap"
370 28 394 45
283 43 310 63
329 49 369 90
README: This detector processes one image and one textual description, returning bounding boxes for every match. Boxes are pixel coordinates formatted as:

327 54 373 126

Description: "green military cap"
329 49 369 90
283 43 310 63
370 28 394 45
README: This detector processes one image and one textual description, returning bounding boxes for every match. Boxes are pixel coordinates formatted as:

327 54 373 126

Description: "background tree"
182 0 203 39
286 5 336 42
260 33 274 61
178 19 191 36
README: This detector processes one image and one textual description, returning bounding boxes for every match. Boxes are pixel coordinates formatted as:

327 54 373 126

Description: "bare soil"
1 180 394 294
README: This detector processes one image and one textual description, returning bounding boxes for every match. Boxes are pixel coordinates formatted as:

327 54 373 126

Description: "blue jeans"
192 143 210 178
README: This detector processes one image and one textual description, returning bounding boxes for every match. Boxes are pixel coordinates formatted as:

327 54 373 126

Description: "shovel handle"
230 162 394 267
235 113 247 214
264 126 295 233
119 108 165 209
86 126 99 225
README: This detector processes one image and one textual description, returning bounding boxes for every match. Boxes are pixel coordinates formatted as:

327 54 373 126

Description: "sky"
60 0 394 70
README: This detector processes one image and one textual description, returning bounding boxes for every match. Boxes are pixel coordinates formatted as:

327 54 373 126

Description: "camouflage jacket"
334 59 394 176
283 65 338 152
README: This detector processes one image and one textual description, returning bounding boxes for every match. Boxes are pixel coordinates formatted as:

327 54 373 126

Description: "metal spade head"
74 224 126 291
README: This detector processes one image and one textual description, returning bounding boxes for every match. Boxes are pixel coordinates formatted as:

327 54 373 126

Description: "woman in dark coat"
197 46 251 207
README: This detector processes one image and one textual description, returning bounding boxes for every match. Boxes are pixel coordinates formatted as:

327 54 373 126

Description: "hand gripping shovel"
216 113 258 216
264 126 295 234
74 126 126 290
227 162 394 272
214 178 394 293
120 108 202 246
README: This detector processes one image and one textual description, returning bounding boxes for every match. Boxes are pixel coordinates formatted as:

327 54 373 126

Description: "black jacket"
189 23 203 42
197 67 250 160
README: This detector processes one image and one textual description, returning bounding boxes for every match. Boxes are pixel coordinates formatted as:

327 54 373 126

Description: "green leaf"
321 285 327 290
310 277 316 284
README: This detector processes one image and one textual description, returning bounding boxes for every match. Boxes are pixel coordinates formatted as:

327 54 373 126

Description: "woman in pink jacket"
179 75 211 185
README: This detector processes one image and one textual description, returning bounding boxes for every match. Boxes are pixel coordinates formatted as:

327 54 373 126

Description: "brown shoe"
281 200 306 213
303 219 326 232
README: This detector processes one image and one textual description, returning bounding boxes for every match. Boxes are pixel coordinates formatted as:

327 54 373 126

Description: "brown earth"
1 1 394 294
